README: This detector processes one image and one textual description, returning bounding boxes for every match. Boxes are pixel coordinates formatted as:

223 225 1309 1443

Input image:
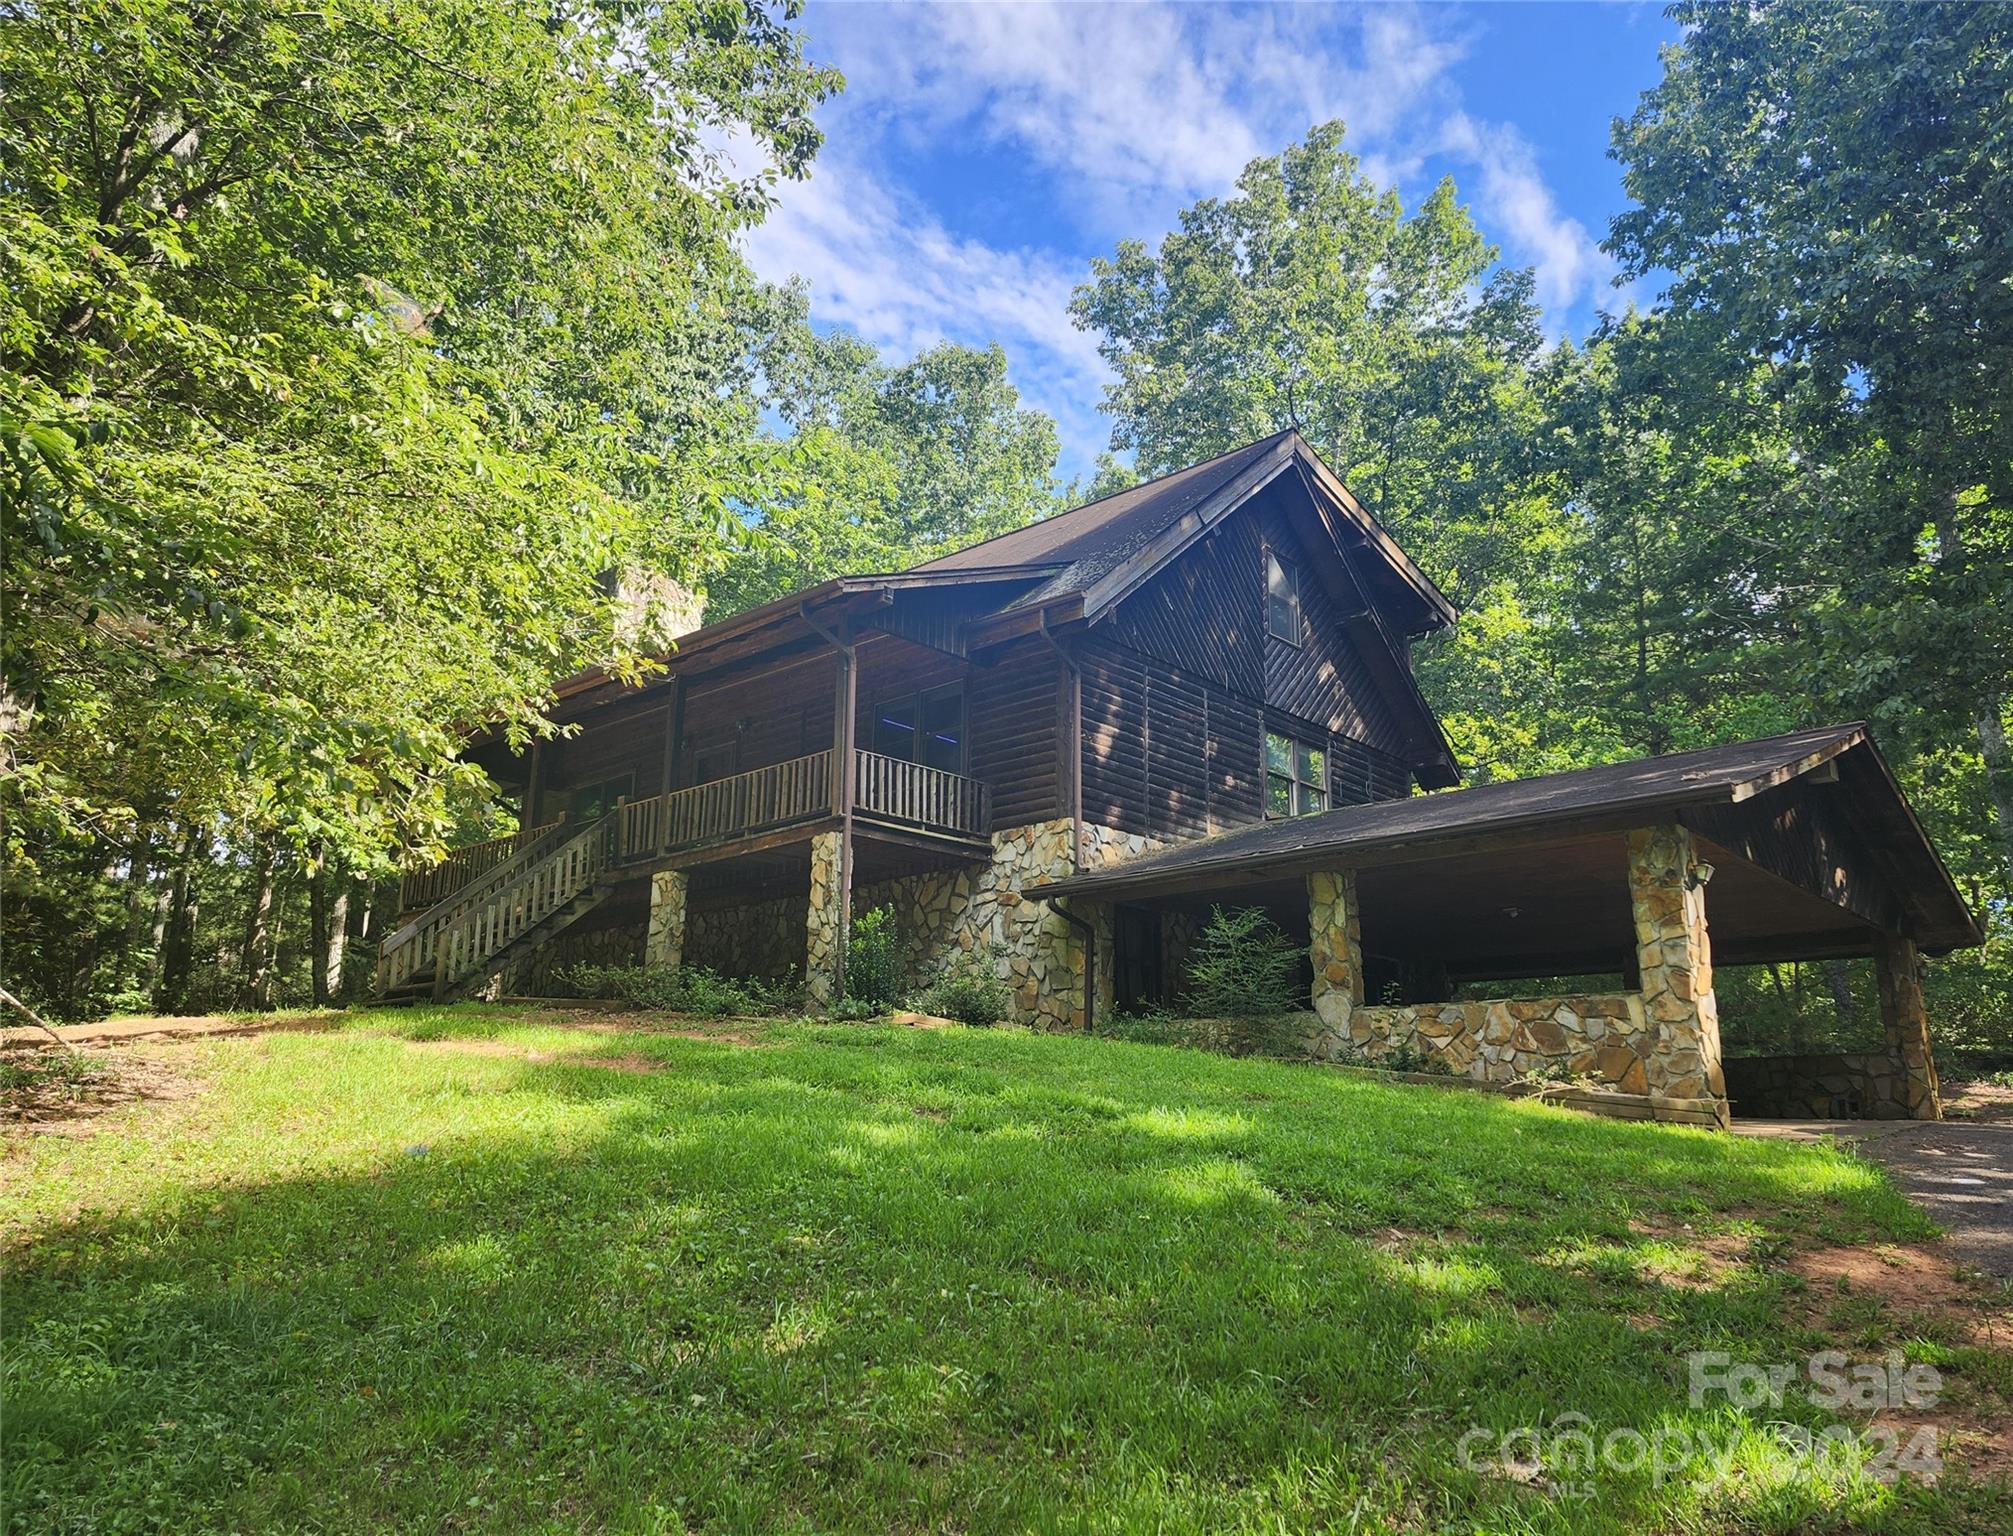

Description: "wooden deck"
399 749 990 915
613 748 991 865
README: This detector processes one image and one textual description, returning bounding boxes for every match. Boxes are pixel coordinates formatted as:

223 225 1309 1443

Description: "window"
566 774 633 822
1265 731 1328 817
872 683 965 774
1265 550 1301 644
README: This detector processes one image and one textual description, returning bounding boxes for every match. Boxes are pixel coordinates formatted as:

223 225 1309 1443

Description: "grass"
4 1005 2008 1534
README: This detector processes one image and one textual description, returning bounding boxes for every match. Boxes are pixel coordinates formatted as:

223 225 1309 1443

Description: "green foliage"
1 0 835 871
842 904 904 1009
1184 906 1304 1019
1323 1040 1456 1078
712 304 1061 614
908 946 1011 1028
560 963 800 1019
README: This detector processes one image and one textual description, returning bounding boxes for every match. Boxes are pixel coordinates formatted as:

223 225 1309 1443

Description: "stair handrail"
430 814 619 999
377 814 573 995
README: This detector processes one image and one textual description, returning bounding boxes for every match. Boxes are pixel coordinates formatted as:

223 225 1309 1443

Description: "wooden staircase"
375 816 621 1005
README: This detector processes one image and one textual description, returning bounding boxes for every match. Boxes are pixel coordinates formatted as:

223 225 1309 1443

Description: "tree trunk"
237 840 277 1011
1977 696 2013 897
310 866 350 1006
145 865 175 996
326 884 350 1003
155 827 203 1013
310 867 329 1006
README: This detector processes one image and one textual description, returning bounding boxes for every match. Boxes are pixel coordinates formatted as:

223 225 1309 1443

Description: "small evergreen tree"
1185 907 1303 1018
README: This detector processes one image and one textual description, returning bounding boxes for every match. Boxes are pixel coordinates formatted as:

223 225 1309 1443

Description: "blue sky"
738 2 1679 485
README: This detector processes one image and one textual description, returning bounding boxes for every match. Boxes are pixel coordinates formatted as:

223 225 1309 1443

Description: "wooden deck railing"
398 817 566 911
378 816 576 995
432 816 617 997
853 749 990 835
610 748 989 863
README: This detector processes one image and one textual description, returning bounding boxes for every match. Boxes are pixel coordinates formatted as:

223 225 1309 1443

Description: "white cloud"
740 148 1113 478
1437 113 1619 315
753 2 1626 476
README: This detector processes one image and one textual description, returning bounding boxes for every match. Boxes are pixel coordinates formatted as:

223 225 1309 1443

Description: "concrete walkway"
1736 1116 2013 1279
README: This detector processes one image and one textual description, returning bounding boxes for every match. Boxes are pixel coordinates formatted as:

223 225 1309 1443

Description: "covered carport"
1032 725 1981 1127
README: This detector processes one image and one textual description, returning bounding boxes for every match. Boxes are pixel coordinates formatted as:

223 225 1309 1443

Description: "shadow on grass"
4 1018 1995 1534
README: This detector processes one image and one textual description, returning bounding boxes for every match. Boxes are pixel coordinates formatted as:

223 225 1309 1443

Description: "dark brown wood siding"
967 637 1062 832
1255 500 1407 755
1080 638 1264 841
1083 482 1414 841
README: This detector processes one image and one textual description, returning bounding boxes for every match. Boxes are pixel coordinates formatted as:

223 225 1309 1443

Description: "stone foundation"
1304 823 1733 1124
1724 1052 1927 1119
1307 992 1658 1088
846 819 1160 1028
684 894 802 982
805 830 844 1006
1626 825 1726 1102
1877 936 1941 1119
515 919 642 996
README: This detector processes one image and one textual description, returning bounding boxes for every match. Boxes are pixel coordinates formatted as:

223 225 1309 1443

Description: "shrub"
561 962 799 1017
910 946 1011 1028
843 905 904 1009
1185 906 1303 1017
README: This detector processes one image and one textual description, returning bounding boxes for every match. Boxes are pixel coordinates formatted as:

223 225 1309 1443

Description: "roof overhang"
1032 726 1981 963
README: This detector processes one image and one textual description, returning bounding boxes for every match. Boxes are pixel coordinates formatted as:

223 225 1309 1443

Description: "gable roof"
915 430 1456 638
1029 724 1981 953
517 433 1459 767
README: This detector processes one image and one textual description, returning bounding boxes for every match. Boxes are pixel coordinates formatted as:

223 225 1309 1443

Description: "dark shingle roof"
1030 724 1980 951
914 433 1295 607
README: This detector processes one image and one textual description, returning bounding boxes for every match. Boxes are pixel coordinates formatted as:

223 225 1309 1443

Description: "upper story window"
1265 731 1327 817
1265 551 1301 644
872 682 965 774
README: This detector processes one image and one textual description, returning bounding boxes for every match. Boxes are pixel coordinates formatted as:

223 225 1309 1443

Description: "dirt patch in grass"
0 1012 339 1049
1791 1241 2010 1349
1 1046 201 1139
1627 1217 1759 1291
410 1039 560 1063
1788 1238 2013 1484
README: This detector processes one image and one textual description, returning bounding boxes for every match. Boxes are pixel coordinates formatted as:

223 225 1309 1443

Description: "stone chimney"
611 566 706 652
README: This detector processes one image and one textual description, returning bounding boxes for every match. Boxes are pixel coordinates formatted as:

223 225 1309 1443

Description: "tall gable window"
1265 550 1301 644
1265 731 1328 817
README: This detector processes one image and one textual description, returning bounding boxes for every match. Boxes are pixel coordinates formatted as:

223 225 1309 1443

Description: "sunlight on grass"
5 1007 2005 1533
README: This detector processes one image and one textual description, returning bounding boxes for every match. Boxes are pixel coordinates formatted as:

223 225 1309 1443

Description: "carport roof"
1029 725 1981 956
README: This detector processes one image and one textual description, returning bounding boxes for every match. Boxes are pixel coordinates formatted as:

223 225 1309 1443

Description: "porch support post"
645 870 688 971
806 830 846 1007
1876 935 1941 1120
1308 869 1364 1040
1625 824 1727 1111
526 739 544 826
806 635 857 1006
657 676 685 856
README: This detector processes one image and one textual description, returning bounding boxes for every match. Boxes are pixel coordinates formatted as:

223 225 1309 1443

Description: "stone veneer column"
805 830 844 1007
643 870 688 970
1625 825 1726 1104
1876 935 1942 1120
1308 870 1364 1037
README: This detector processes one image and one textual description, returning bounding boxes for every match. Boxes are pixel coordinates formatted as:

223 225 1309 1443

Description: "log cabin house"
378 430 1981 1127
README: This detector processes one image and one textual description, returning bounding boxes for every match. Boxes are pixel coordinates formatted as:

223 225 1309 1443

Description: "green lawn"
5 1008 2007 1534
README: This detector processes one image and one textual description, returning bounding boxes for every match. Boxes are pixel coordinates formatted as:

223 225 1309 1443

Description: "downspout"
1050 895 1097 1036
1036 610 1084 873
